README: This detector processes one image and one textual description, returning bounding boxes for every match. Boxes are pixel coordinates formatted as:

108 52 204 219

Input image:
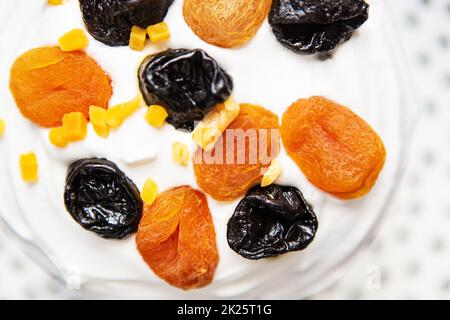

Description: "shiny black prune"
268 0 369 55
64 158 142 239
227 185 318 260
79 0 174 46
138 48 233 132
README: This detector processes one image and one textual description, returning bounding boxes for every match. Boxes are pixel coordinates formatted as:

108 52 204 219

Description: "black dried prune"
79 0 174 46
227 185 318 260
138 48 233 132
64 158 142 239
268 0 369 55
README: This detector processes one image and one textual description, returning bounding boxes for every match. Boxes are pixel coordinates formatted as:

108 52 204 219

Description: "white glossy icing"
0 0 404 298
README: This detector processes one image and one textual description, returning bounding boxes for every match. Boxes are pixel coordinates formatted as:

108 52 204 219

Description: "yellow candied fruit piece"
141 178 158 205
261 158 282 187
192 97 240 151
62 112 88 142
145 105 168 128
172 142 190 166
147 22 170 42
0 119 5 137
58 29 89 52
89 106 109 137
49 127 68 148
48 0 63 5
19 153 38 183
106 95 142 129
129 26 147 51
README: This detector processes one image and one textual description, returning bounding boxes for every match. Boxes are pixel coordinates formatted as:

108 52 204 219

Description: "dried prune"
64 158 142 239
183 0 272 48
268 0 369 55
79 0 174 46
194 104 280 201
281 96 386 199
136 186 219 290
9 47 112 127
138 49 233 131
227 184 318 260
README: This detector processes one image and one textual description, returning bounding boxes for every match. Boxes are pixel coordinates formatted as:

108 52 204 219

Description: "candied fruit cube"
49 127 68 148
145 105 168 128
19 153 38 183
147 22 170 43
58 29 89 52
193 97 240 151
106 96 142 129
172 142 190 166
89 106 109 137
0 119 5 137
48 0 63 5
261 158 282 187
129 26 147 51
62 112 87 142
141 178 158 205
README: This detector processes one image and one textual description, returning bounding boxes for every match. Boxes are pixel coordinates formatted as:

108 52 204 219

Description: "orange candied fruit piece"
147 22 170 43
19 152 38 183
0 119 5 137
145 105 168 128
89 106 109 137
49 127 68 148
9 46 112 128
58 29 89 52
62 112 87 142
129 26 147 51
140 178 158 205
48 0 63 5
281 96 386 199
106 95 142 129
136 186 219 290
172 142 190 166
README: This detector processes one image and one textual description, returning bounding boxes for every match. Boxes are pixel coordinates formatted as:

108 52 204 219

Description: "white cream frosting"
0 0 404 298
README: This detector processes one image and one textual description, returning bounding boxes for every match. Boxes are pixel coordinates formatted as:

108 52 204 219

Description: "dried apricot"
9 46 112 127
183 0 272 48
194 104 280 201
136 186 219 290
281 96 386 199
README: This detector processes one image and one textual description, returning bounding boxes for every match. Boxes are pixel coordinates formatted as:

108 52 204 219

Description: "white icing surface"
0 0 405 298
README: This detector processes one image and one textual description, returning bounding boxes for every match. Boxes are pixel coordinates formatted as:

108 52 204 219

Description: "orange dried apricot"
281 96 386 199
194 104 280 201
136 186 219 290
183 0 272 48
9 46 112 127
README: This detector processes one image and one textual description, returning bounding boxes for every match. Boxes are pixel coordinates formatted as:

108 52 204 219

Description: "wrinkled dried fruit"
194 104 280 201
64 158 142 239
140 178 158 205
269 0 369 55
281 96 386 199
228 184 318 260
80 0 174 46
183 0 271 48
9 46 112 127
172 142 190 166
138 48 233 132
136 186 219 290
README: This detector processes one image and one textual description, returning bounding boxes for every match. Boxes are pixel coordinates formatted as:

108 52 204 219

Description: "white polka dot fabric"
0 0 449 299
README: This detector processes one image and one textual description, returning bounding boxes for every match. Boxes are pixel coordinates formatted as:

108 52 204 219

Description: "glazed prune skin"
64 158 142 239
138 49 233 131
227 185 318 260
79 0 174 46
269 0 369 55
